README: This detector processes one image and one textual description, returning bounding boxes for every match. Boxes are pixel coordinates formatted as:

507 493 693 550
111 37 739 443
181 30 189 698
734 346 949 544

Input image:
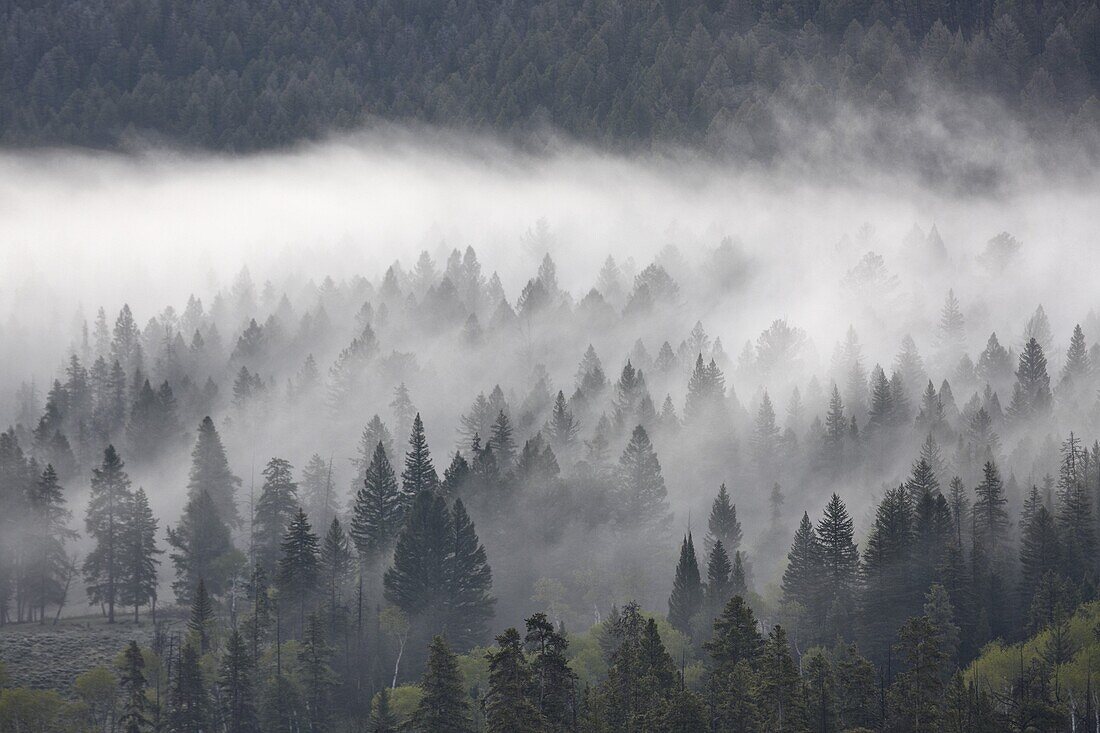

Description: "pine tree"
756 625 807 732
667 533 703 638
1013 337 1052 419
441 451 470 496
705 483 741 556
1058 324 1090 397
84 445 133 623
258 674 303 733
187 417 241 528
391 383 416 446
168 643 210 732
167 489 238 603
815 493 860 641
254 457 299 576
524 612 576 727
188 578 216 654
26 463 75 623
1019 499 1059 614
277 508 319 632
705 595 764 670
446 498 494 639
402 413 439 498
350 441 403 567
615 425 670 530
118 641 151 733
119 488 160 623
546 390 580 449
752 391 781 477
298 613 336 732
299 454 336 533
1055 433 1095 583
973 461 1009 557
731 551 748 597
488 410 516 470
220 628 259 733
705 539 733 621
888 615 947 731
782 512 819 636
485 627 543 732
861 487 916 665
319 517 353 631
410 635 472 733
370 687 398 732
823 384 847 470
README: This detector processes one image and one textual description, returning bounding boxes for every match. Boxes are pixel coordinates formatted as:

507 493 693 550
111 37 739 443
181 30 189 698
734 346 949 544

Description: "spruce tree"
188 578 216 654
350 441 403 567
26 463 75 622
814 493 860 640
385 489 452 620
370 687 398 733
823 384 847 470
402 413 439 499
277 508 319 632
1019 500 1059 614
168 643 210 732
219 628 259 733
861 487 916 665
167 489 238 603
488 410 516 470
409 635 472 733
667 533 703 638
187 417 241 527
973 461 1009 557
751 391 781 477
484 627 543 733
84 445 133 623
781 512 819 636
299 454 336 532
120 487 161 623
1055 433 1095 583
731 551 748 597
298 613 335 732
615 425 670 530
118 641 150 733
254 457 299 576
756 625 807 732
446 498 495 649
704 483 741 556
546 390 579 449
319 517 353 630
705 540 733 621
524 612 576 727
1014 337 1052 419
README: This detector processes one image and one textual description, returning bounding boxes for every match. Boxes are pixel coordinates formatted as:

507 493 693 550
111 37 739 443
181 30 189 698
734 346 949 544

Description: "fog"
2 120 1099 629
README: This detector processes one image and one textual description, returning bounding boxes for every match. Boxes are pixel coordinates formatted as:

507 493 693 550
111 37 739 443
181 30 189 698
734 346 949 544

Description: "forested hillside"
1 230 1100 729
2 0 1099 153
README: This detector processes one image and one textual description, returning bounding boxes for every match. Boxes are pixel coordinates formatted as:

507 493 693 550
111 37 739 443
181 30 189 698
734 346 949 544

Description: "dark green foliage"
402 414 439 498
351 441 403 567
298 613 336 732
370 688 398 733
119 641 150 733
219 628 259 733
188 578 216 654
667 533 703 638
277 508 320 630
705 540 733 622
167 489 239 604
861 486 916 664
973 461 1009 557
254 457 299 576
755 625 807 732
705 483 741 556
409 636 471 733
119 488 160 623
782 512 819 637
484 627 543 732
187 417 241 527
168 644 210 732
524 612 576 727
83 445 133 623
815 494 860 641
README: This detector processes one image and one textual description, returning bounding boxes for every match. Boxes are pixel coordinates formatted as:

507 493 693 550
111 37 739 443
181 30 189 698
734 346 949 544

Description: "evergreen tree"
26 463 75 622
370 687 398 733
752 390 781 477
705 483 741 556
861 487 916 664
188 578 216 654
1019 499 1060 616
350 441 403 567
1055 433 1095 583
823 384 848 471
615 425 670 530
1013 337 1052 419
119 488 160 623
485 627 543 733
167 644 210 732
167 489 239 603
187 417 241 527
219 628 259 733
489 410 516 470
705 596 764 731
299 454 336 533
815 493 860 640
756 625 807 732
277 508 319 631
524 612 576 728
118 641 151 733
546 390 580 449
254 457 299 576
447 498 495 649
402 413 439 498
319 517 353 628
782 512 819 637
705 540 733 621
973 461 1009 557
667 533 703 638
441 451 470 496
298 613 336 732
84 445 133 623
409 635 471 733
888 615 947 732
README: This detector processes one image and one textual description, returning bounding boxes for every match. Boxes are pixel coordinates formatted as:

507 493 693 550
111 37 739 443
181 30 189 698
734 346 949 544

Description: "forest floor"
0 614 181 692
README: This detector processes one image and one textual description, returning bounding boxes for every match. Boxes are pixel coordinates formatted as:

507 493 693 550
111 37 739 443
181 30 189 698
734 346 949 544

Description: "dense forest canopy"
2 0 1100 157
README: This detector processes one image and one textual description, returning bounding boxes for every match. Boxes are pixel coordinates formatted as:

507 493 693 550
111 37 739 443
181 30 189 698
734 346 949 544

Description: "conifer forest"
3 0 1100 730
